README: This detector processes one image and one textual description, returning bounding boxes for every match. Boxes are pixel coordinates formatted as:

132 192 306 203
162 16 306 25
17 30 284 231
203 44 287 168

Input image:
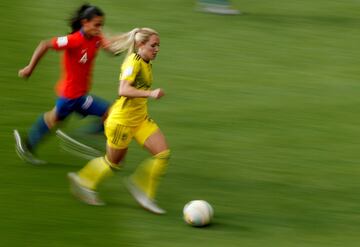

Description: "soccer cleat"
56 129 103 160
13 129 46 165
67 172 105 206
124 178 166 215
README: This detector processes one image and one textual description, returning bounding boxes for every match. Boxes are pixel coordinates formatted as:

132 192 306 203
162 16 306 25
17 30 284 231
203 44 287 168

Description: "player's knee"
44 110 58 129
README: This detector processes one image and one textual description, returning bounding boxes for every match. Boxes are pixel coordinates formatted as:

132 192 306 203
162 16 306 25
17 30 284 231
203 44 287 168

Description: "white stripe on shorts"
81 96 93 110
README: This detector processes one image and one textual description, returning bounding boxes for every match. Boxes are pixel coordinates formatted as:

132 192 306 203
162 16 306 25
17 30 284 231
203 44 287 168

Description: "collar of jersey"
136 53 151 64
79 28 94 40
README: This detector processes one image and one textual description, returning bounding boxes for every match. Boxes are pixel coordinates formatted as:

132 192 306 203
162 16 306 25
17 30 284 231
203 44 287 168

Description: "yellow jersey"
108 53 153 126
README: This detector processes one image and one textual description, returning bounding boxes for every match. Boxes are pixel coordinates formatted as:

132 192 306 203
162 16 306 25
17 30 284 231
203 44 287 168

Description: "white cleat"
125 178 166 215
13 129 46 165
67 172 105 206
56 129 103 160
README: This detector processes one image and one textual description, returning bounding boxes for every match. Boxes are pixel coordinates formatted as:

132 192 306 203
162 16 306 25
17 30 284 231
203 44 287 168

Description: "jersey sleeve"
51 33 81 50
119 56 141 82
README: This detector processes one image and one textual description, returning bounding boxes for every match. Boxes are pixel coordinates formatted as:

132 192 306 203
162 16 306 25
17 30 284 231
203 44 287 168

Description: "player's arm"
19 34 80 78
119 79 164 99
100 36 115 54
100 35 123 55
18 40 52 78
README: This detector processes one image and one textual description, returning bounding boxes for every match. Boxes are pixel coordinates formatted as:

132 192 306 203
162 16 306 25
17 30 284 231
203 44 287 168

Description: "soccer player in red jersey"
14 4 112 164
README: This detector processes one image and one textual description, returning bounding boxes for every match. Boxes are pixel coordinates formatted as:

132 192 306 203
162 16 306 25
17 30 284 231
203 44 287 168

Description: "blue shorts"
55 95 110 120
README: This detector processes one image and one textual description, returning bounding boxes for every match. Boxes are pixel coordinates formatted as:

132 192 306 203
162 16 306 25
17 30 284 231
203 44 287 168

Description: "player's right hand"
18 65 33 78
149 88 165 99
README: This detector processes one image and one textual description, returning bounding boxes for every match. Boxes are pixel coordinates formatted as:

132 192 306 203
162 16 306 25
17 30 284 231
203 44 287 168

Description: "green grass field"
2 0 360 246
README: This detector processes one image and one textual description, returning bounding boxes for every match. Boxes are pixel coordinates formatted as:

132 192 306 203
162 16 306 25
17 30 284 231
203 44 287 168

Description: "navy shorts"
55 95 110 120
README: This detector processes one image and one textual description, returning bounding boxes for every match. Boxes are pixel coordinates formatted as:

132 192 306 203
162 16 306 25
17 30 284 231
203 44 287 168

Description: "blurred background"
1 0 360 246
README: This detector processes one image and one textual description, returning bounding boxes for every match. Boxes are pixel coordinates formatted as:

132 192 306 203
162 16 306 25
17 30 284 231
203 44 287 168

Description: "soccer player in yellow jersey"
68 28 170 214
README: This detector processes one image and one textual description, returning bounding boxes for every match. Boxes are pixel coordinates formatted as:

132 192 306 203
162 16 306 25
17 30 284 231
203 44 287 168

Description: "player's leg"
14 107 59 164
18 97 73 152
15 97 79 164
27 107 58 150
68 148 125 206
58 95 110 158
126 118 170 214
76 94 110 134
132 130 170 199
68 120 131 205
75 146 126 190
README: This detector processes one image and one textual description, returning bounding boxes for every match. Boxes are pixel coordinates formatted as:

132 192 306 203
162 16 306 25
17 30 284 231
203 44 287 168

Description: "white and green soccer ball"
183 200 214 227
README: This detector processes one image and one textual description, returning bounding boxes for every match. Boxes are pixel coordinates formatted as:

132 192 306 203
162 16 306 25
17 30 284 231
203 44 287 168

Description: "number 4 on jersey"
79 52 88 64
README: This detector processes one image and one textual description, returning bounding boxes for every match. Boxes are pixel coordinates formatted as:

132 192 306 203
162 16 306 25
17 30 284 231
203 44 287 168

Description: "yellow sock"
131 150 170 199
78 156 118 190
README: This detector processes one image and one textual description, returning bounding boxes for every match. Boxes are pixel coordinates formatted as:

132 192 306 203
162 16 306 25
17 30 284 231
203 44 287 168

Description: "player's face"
139 35 160 61
82 16 104 37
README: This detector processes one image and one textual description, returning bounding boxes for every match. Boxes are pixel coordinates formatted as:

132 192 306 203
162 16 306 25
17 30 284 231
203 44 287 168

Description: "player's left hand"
18 65 33 78
149 88 165 99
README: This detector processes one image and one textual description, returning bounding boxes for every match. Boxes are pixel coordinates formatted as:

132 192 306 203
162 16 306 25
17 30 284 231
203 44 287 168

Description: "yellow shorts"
105 116 159 149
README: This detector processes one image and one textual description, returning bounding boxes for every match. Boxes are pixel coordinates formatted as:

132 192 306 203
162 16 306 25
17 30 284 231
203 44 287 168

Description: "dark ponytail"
69 4 104 33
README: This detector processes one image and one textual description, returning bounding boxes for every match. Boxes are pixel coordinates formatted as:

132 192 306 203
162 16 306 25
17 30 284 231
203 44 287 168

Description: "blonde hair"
109 27 159 56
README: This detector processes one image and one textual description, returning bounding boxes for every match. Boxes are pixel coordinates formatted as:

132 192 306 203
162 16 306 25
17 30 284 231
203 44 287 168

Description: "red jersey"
51 30 102 99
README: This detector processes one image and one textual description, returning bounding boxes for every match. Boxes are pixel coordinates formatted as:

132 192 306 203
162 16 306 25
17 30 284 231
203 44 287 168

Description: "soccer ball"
183 200 214 227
